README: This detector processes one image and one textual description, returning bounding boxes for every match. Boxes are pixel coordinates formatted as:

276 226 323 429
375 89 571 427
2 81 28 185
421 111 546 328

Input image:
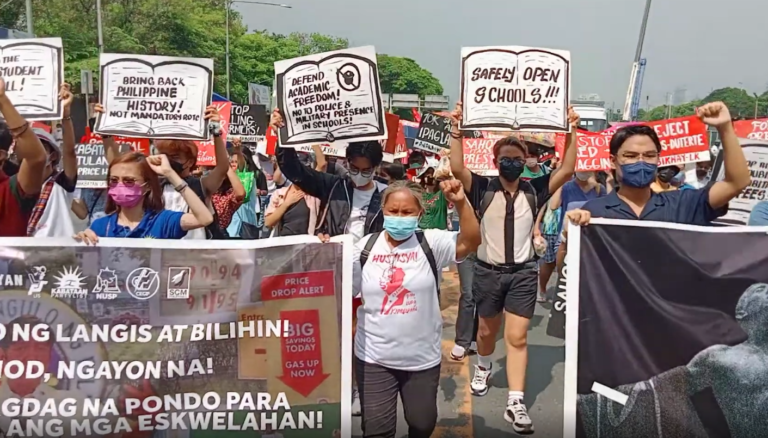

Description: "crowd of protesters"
0 70 757 437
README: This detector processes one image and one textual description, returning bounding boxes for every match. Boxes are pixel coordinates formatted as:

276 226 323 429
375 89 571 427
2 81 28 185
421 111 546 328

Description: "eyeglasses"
348 165 374 178
108 176 144 187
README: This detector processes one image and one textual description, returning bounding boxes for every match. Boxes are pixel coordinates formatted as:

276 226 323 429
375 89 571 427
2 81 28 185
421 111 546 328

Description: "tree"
640 87 768 122
376 55 443 120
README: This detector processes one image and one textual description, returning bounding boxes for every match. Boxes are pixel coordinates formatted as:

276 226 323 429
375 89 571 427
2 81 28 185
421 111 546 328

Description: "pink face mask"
108 183 145 208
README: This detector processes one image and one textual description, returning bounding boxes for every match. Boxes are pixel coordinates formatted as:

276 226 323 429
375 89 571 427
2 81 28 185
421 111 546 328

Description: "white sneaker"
470 364 491 396
351 388 361 416
504 398 534 434
450 345 467 361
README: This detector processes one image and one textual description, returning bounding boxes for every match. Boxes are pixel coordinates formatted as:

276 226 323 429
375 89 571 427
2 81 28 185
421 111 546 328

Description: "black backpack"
359 230 441 296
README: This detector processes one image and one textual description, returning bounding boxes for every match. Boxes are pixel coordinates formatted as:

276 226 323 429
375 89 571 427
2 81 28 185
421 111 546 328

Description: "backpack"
359 230 441 296
186 177 229 240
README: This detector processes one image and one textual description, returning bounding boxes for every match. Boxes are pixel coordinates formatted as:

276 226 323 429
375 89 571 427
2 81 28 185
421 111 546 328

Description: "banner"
195 101 232 167
413 113 451 154
734 118 768 141
0 235 353 438
562 220 768 438
80 129 151 156
462 138 496 176
711 138 768 225
228 104 268 142
0 37 64 121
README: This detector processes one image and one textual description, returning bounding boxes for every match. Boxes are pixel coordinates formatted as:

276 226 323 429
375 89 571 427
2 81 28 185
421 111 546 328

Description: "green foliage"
1 2 443 106
640 87 768 121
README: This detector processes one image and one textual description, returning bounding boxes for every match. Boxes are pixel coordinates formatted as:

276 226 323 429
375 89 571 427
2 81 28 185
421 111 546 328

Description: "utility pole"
225 0 230 100
96 0 104 53
25 0 33 34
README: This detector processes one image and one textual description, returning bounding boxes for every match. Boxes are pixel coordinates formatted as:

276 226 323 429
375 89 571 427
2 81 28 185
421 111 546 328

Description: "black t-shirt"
279 198 310 236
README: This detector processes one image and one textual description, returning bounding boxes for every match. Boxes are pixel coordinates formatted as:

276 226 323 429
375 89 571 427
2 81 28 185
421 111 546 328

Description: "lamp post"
25 0 33 34
226 0 292 100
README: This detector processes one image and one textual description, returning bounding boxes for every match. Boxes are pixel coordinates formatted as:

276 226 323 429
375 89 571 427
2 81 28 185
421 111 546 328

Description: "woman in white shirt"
352 179 481 438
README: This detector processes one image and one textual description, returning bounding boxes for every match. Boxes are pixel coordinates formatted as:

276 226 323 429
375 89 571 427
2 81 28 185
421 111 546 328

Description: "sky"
237 0 768 110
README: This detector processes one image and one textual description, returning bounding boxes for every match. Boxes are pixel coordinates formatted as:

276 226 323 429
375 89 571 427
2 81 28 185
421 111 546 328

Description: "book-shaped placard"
95 54 214 140
0 37 63 121
275 46 387 147
460 46 571 132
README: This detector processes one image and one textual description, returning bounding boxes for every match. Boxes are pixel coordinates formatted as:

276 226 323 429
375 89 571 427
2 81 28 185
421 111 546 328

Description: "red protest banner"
648 116 709 166
576 131 611 171
384 113 401 154
80 128 151 156
734 118 768 141
195 101 232 166
277 309 330 397
260 270 335 301
462 138 497 176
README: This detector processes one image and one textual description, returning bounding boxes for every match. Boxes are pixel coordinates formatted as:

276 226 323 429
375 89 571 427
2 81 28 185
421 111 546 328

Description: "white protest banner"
95 53 214 140
0 235 354 438
460 46 571 132
0 37 63 121
275 46 387 147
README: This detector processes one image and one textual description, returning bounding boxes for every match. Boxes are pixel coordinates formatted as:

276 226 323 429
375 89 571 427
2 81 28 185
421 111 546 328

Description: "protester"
696 158 714 186
28 84 79 237
566 102 750 227
557 172 608 235
265 152 321 236
449 101 579 433
521 147 548 179
652 165 694 192
378 162 406 183
748 201 768 226
533 187 562 303
0 78 48 236
418 166 449 230
227 141 267 238
211 166 246 230
353 179 480 438
73 153 213 242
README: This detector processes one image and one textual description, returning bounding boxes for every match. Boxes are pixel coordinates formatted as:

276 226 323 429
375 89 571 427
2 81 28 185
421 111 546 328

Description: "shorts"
541 233 560 264
472 259 538 319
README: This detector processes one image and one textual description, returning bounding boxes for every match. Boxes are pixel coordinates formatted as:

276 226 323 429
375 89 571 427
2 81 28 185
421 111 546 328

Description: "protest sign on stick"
0 37 63 121
413 113 452 154
462 138 497 176
0 236 353 438
95 53 214 140
228 104 268 142
460 45 571 132
75 143 132 188
275 46 387 147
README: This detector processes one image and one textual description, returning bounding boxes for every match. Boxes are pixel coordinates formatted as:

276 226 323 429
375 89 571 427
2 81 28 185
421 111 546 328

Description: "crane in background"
622 0 653 122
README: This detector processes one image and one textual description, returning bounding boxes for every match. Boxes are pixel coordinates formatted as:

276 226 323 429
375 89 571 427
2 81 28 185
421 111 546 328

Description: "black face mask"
657 167 677 183
374 175 389 184
169 160 186 175
498 157 525 181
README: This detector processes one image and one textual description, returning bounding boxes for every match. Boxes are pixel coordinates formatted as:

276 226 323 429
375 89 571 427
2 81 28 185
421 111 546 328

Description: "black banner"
566 221 768 438
75 143 131 188
413 113 451 154
228 104 268 141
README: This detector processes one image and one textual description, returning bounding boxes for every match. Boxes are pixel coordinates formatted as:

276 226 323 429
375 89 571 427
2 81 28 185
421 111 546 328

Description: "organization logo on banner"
167 267 191 300
27 266 48 297
92 267 121 300
51 267 89 298
126 267 160 300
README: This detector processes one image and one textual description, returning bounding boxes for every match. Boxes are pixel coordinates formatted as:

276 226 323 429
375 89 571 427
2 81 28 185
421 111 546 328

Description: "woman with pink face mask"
73 152 213 243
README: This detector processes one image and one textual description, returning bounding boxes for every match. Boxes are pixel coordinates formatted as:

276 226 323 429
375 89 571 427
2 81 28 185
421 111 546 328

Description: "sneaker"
470 365 491 396
504 398 534 434
351 388 361 416
450 345 467 361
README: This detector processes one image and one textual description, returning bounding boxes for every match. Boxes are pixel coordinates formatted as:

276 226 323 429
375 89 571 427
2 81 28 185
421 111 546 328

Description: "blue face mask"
619 161 657 188
383 215 419 241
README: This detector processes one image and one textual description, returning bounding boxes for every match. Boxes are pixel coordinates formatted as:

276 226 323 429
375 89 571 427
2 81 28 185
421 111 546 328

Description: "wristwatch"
209 122 222 137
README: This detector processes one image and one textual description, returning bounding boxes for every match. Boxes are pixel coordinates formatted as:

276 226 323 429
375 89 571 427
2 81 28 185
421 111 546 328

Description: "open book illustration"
461 47 570 132
275 46 386 146
0 38 63 121
95 54 213 140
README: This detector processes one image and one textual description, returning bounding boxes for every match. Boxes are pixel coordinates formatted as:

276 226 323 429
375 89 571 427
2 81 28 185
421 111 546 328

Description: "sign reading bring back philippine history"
95 53 214 140
0 37 64 121
460 45 571 132
275 46 387 147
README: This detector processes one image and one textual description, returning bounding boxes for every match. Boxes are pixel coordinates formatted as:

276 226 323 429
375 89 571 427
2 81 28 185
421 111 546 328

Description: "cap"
33 128 61 157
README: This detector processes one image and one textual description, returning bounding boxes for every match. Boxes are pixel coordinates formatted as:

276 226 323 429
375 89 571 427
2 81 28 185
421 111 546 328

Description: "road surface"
351 269 565 437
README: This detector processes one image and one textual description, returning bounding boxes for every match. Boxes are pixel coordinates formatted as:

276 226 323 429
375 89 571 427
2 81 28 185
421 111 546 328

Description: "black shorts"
472 259 538 319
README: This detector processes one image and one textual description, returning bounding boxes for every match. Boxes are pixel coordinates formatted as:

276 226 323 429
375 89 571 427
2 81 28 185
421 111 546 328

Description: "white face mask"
350 173 373 187
525 158 538 168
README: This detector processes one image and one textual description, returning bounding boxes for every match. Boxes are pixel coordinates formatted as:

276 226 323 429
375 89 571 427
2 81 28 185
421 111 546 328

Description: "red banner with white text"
734 118 768 141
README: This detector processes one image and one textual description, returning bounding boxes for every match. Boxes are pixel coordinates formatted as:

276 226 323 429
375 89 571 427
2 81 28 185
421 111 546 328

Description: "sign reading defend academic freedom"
0 37 64 121
75 143 132 188
460 45 571 132
275 45 387 147
95 53 214 141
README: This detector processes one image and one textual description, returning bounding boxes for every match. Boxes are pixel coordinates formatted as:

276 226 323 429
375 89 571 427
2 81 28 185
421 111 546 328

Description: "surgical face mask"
656 167 678 184
498 157 525 181
575 172 593 181
350 173 373 187
108 183 145 208
671 172 685 186
383 215 419 241
525 158 538 168
619 161 657 188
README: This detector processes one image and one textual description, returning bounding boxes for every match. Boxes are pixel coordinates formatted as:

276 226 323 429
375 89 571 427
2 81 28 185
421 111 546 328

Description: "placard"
462 138 497 176
413 113 452 154
711 139 768 225
75 142 132 188
647 116 710 166
734 118 768 141
95 53 214 140
275 45 387 147
195 101 231 166
0 37 63 121
228 103 268 142
460 46 571 132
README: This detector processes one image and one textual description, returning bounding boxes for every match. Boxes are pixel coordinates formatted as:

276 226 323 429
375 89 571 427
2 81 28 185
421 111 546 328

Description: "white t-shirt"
353 229 457 371
346 181 386 243
33 183 77 237
162 184 207 240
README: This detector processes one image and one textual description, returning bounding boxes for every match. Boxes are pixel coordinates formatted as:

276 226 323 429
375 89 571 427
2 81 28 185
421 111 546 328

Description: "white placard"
95 53 214 140
460 46 571 132
274 46 387 147
712 139 768 225
0 37 63 121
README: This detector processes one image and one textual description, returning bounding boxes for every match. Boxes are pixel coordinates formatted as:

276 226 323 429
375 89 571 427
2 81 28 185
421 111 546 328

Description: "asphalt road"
352 269 565 437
